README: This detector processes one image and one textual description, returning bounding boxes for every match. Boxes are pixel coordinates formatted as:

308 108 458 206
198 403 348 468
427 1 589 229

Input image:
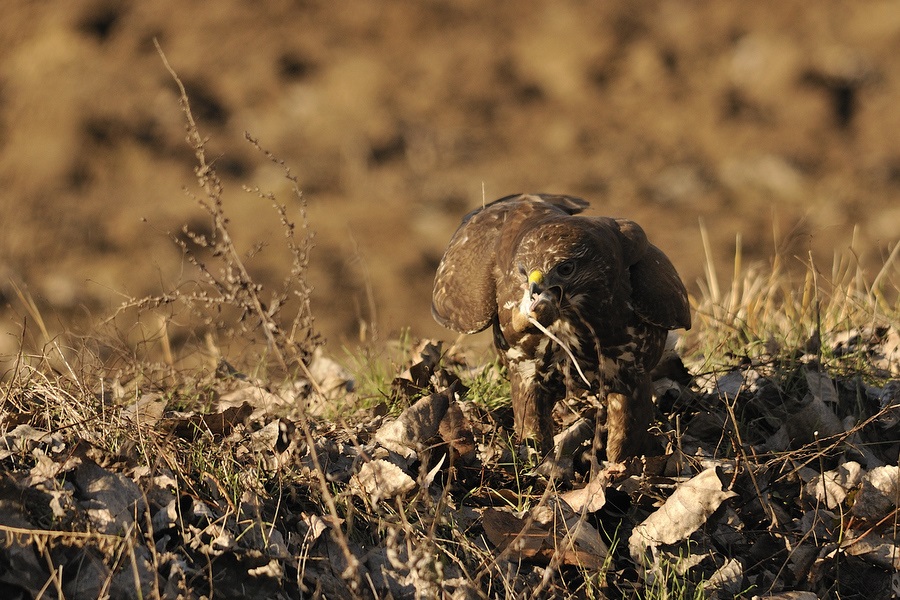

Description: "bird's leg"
604 373 655 464
510 366 555 456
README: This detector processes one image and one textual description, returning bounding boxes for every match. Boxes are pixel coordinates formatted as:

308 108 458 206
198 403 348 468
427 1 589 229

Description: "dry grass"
691 220 899 365
0 56 898 600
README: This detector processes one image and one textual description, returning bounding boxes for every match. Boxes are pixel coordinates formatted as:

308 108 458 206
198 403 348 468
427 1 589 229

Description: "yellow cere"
528 269 544 286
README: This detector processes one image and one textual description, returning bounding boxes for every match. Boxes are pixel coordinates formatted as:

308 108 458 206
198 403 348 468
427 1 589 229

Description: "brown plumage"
432 193 690 462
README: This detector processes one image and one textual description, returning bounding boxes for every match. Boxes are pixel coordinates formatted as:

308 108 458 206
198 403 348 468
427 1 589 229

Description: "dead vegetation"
1 60 899 600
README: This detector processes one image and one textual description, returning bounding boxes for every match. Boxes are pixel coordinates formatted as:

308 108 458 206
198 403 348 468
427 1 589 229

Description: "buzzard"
432 193 690 463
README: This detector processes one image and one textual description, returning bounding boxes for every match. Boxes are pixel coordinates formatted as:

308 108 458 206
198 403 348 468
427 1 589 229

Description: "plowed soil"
2 1 899 350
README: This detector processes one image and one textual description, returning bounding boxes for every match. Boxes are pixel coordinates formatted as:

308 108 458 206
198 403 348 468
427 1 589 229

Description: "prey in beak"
511 268 560 332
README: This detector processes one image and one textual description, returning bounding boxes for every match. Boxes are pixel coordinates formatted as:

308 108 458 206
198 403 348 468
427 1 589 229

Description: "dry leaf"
805 461 862 509
366 546 416 599
850 465 899 521
805 369 840 405
74 460 146 534
248 559 284 579
122 392 167 426
439 400 476 461
798 509 837 540
553 417 594 458
219 383 285 409
374 386 454 459
876 379 900 428
352 459 416 502
308 348 355 394
167 402 253 439
785 393 844 448
842 530 900 569
684 410 730 440
391 341 445 402
530 498 608 568
0 424 56 460
787 544 819 587
300 512 329 545
152 498 178 533
483 500 608 570
405 341 443 388
0 475 65 595
422 454 446 489
630 467 737 558
706 557 743 596
716 369 757 399
28 451 76 483
482 508 547 557
559 472 609 514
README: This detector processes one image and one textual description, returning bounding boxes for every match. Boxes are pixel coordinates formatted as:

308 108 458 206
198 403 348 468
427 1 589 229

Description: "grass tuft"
0 53 898 600
690 220 899 375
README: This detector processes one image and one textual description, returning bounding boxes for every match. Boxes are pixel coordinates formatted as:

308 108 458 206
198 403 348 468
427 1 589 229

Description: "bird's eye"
556 260 575 278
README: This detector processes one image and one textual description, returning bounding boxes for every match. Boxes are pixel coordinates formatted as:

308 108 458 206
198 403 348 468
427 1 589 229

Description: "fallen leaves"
851 465 900 522
630 467 737 554
166 401 254 439
373 385 452 460
805 461 863 509
352 459 416 501
558 472 608 514
483 497 609 571
1 329 899 598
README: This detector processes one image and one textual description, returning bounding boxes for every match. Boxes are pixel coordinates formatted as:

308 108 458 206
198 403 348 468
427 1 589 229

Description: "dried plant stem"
155 41 289 371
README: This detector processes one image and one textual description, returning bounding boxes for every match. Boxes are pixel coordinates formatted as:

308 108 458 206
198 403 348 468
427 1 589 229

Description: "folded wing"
432 194 588 333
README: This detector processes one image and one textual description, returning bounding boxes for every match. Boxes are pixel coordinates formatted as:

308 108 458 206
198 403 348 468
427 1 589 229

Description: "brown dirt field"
1 1 899 353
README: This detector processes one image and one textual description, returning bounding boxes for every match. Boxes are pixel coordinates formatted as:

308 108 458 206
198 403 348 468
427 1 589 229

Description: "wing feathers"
613 218 691 329
629 244 692 330
432 193 690 334
431 194 587 333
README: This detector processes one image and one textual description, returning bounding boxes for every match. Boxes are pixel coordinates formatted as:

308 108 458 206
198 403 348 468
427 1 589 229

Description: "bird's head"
509 220 621 333
509 266 561 332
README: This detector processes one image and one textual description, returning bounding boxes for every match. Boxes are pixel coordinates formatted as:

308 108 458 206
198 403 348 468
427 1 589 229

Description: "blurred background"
1 1 899 357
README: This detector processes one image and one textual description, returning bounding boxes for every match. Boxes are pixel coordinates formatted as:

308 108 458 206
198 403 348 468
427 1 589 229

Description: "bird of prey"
432 193 690 463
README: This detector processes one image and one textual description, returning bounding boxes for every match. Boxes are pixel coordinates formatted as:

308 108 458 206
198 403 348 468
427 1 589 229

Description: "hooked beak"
512 269 560 332
527 269 557 312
